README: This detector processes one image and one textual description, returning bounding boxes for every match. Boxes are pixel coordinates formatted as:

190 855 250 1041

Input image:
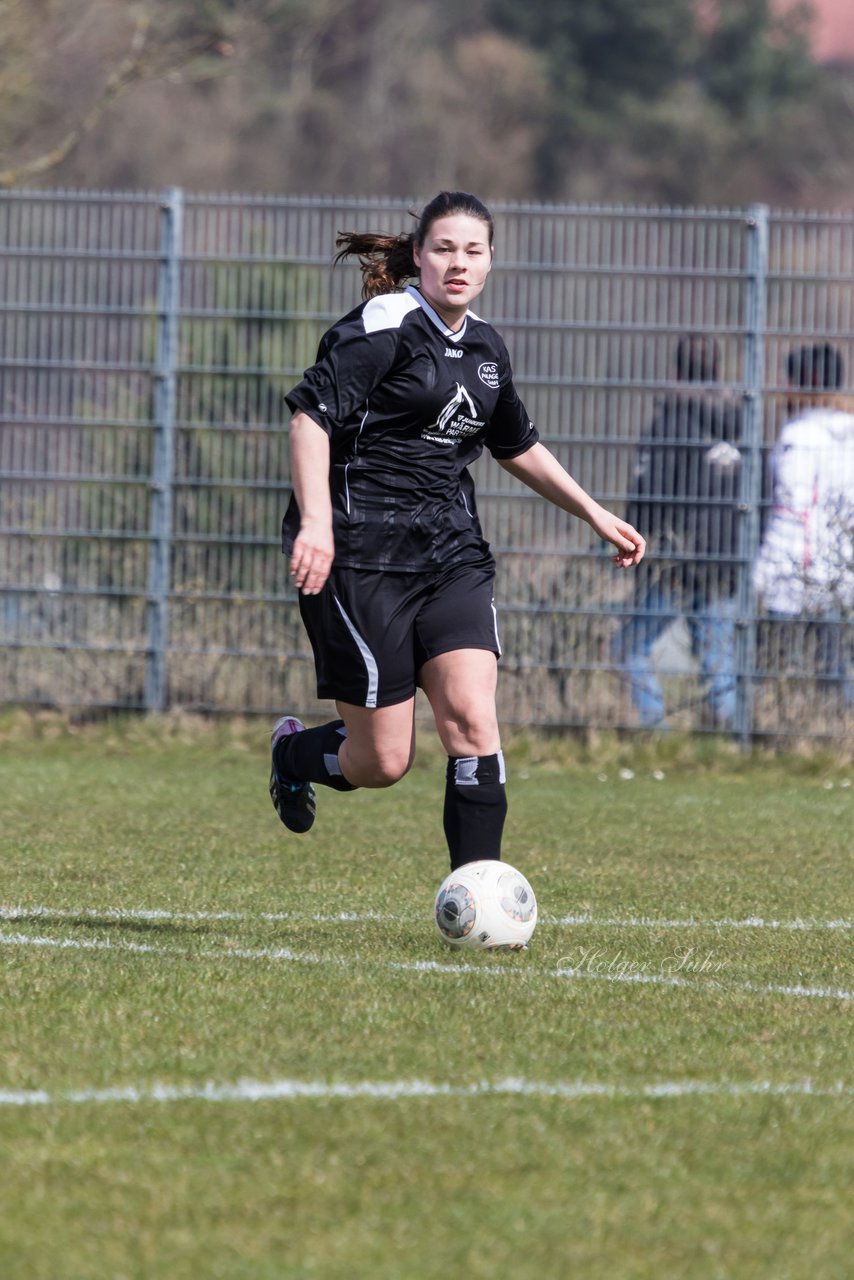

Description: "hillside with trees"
1 0 852 206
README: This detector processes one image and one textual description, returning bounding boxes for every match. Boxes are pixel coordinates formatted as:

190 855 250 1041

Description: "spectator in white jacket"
753 343 854 706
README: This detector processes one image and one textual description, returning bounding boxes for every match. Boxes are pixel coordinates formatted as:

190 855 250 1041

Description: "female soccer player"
271 190 645 869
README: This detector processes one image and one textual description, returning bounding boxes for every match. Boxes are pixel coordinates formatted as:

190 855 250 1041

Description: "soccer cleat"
269 715 317 833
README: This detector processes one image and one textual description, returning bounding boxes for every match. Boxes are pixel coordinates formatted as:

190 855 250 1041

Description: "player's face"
413 214 493 328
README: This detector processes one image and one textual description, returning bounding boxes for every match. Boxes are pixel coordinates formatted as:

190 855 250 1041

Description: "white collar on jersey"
405 284 481 343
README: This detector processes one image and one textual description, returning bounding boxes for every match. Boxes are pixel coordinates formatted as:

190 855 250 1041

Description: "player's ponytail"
334 231 417 299
335 191 494 301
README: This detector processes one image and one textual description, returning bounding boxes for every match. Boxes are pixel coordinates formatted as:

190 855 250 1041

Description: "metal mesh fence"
1 189 852 740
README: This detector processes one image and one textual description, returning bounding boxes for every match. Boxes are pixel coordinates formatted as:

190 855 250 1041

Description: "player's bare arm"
289 410 335 594
498 441 646 567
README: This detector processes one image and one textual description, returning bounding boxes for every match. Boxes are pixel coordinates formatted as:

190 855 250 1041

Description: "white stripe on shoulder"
404 284 466 339
362 292 421 335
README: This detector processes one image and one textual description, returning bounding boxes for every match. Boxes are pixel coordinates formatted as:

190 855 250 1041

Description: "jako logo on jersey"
422 383 484 445
478 362 499 389
444 347 463 359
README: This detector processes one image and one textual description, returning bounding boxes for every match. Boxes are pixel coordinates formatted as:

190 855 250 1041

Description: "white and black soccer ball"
434 860 538 951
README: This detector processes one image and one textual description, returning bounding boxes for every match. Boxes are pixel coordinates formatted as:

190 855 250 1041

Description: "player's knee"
362 758 412 788
369 764 409 787
344 740 414 788
373 741 415 786
443 711 499 758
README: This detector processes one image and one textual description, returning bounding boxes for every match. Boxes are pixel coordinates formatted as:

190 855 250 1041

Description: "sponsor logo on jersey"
422 383 484 445
478 361 499 389
444 347 463 359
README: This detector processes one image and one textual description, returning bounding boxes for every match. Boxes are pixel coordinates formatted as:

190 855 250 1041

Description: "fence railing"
1 189 852 742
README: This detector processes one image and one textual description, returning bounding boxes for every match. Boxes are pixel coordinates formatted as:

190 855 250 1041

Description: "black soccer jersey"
283 284 538 571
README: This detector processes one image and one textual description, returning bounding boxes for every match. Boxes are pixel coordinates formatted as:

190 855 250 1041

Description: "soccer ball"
434 860 538 951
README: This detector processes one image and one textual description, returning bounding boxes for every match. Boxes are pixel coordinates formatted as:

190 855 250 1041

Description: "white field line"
1 928 851 1002
0 1076 850 1109
556 913 854 931
0 905 392 925
1 905 852 932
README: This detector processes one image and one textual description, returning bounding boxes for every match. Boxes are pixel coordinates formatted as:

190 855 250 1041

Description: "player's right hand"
290 520 334 595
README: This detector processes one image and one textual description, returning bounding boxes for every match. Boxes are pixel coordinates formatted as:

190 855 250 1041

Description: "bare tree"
0 0 235 188
0 10 150 187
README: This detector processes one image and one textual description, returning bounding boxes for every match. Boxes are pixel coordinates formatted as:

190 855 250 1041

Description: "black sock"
443 752 507 871
275 720 357 792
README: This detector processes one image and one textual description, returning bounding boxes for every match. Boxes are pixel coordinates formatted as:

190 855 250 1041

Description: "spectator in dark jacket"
612 334 743 729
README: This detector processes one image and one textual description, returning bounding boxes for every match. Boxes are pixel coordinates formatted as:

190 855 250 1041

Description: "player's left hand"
591 508 646 567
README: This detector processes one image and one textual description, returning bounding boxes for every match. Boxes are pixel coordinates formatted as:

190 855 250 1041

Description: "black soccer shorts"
297 557 501 708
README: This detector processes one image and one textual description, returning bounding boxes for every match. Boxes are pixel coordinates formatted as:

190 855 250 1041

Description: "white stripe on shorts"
333 595 380 708
491 597 501 658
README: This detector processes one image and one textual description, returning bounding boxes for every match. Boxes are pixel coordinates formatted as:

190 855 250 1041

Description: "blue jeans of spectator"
612 586 738 729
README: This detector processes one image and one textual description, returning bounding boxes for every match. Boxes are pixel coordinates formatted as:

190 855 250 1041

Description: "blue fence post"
145 187 183 713
734 203 769 745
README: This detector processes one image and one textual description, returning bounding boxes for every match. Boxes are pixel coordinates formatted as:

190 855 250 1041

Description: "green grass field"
0 713 851 1280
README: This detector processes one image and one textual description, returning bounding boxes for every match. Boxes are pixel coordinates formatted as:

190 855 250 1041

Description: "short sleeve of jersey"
284 306 400 436
484 339 539 460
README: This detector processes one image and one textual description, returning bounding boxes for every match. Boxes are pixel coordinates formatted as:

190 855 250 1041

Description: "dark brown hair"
786 342 844 391
675 333 721 383
335 191 494 300
782 342 852 417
